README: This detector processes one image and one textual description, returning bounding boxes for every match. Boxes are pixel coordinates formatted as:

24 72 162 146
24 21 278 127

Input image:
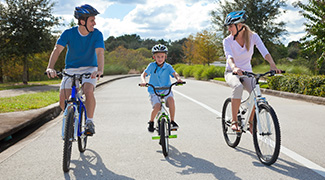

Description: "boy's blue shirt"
57 26 105 69
144 62 175 94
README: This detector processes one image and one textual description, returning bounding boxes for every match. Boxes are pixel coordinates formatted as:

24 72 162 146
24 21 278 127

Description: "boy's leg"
167 97 179 129
167 97 175 121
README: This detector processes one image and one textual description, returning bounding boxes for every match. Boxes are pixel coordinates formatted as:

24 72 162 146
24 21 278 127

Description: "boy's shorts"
60 66 98 90
150 90 174 108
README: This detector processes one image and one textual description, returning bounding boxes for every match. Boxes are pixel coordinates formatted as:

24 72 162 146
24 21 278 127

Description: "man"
46 4 105 136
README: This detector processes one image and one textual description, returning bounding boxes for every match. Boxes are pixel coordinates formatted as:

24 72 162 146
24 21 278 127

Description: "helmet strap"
233 24 244 40
84 17 90 33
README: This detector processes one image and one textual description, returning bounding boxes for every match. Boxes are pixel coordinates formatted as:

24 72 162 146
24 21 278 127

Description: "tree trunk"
22 55 28 85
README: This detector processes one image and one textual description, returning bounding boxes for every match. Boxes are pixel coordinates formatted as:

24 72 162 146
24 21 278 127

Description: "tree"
0 0 60 84
295 0 325 74
211 0 287 44
182 31 222 65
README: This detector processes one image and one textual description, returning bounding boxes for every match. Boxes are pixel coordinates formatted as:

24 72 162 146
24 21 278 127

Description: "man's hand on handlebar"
46 68 57 79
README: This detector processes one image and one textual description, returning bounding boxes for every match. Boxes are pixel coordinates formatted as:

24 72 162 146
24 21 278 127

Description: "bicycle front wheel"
160 118 169 157
78 107 87 153
63 107 75 172
221 98 241 148
253 103 281 165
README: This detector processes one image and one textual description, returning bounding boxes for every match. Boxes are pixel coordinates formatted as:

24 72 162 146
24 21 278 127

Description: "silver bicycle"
221 70 284 165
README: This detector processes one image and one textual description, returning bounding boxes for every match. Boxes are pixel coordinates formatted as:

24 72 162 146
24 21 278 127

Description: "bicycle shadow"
64 149 135 180
234 147 324 180
164 145 241 179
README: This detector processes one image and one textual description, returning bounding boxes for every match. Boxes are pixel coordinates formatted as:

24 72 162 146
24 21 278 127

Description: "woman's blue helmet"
224 10 246 26
74 4 100 19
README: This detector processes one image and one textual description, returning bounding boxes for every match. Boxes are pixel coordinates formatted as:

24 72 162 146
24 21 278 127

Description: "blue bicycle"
57 71 92 172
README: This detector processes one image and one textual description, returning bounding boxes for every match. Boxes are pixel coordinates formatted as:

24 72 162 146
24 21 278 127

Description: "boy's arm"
172 72 183 82
140 71 148 86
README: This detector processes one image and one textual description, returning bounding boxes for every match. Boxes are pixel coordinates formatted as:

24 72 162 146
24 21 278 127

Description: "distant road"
0 77 324 179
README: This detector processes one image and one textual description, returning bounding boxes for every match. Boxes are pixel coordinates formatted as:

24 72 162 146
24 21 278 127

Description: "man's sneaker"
148 121 154 132
85 121 95 136
171 121 179 130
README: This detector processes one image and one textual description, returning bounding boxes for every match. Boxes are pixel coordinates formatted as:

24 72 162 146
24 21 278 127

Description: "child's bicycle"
221 70 284 165
139 82 185 157
50 71 100 172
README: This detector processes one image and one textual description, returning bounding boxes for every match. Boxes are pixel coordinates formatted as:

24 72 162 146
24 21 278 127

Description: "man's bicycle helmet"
74 4 100 19
224 10 246 26
152 44 168 54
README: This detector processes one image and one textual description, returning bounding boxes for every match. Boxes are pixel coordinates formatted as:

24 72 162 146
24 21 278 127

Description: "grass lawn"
0 90 60 113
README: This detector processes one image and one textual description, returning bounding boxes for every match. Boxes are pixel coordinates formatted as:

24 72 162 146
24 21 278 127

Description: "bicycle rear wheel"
78 107 87 153
63 107 75 172
253 103 281 165
221 98 241 148
160 117 169 157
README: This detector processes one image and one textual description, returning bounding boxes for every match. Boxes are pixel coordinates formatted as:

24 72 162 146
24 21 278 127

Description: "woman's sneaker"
148 121 154 132
171 121 179 130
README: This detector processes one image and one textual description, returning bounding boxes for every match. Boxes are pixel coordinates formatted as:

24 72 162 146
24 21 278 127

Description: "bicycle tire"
160 117 169 157
221 98 241 148
63 107 75 172
78 107 87 153
253 103 281 165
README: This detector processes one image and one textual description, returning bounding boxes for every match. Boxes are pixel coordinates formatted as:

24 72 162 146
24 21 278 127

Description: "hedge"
268 74 325 97
174 64 225 80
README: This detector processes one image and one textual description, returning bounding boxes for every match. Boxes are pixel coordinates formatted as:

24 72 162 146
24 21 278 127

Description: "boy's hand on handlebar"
139 82 147 87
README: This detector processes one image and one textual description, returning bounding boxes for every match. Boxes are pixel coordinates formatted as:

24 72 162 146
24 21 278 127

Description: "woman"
223 11 281 132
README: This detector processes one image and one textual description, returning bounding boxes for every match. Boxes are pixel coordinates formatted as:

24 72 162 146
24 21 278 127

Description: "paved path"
0 74 139 141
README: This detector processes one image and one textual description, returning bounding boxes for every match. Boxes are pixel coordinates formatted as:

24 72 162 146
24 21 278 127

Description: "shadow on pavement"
64 149 134 180
165 145 241 179
234 146 324 180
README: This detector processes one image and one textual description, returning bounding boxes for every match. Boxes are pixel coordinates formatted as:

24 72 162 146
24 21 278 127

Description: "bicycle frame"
61 74 88 141
238 82 265 133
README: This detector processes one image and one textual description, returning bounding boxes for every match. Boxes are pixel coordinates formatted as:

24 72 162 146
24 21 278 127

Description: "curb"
210 80 325 105
0 74 139 141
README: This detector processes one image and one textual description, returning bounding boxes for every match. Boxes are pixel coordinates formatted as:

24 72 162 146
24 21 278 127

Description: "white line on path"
174 89 325 178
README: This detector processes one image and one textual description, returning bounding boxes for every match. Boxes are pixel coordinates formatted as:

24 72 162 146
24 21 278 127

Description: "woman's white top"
223 33 269 72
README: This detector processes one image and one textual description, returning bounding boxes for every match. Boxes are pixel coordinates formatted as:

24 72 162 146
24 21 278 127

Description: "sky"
3 0 309 46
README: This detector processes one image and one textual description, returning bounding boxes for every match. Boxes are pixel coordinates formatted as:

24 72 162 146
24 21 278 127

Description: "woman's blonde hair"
242 24 253 51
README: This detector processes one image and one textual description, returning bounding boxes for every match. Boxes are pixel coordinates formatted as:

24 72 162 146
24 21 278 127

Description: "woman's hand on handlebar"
233 67 243 76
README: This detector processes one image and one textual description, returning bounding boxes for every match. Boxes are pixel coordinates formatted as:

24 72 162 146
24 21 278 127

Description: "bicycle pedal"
85 132 94 136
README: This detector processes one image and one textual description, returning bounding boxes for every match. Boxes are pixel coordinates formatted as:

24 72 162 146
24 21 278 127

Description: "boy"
140 44 183 132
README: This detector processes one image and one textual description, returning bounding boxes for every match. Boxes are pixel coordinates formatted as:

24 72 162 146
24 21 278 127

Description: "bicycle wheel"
160 117 169 157
63 107 75 172
78 107 87 153
221 98 241 148
253 103 281 165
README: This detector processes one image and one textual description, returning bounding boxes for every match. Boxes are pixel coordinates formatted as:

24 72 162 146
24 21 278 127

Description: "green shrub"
104 64 128 75
268 74 325 97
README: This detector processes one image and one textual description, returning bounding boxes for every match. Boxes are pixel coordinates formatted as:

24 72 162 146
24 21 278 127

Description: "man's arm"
46 44 64 78
95 47 104 79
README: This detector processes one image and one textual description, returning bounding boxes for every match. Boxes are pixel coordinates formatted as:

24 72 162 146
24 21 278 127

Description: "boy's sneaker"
148 121 154 132
85 121 95 136
171 121 179 130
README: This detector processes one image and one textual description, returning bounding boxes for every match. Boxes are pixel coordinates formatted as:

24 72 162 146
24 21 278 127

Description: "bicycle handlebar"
139 81 186 97
44 71 103 79
232 70 285 81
